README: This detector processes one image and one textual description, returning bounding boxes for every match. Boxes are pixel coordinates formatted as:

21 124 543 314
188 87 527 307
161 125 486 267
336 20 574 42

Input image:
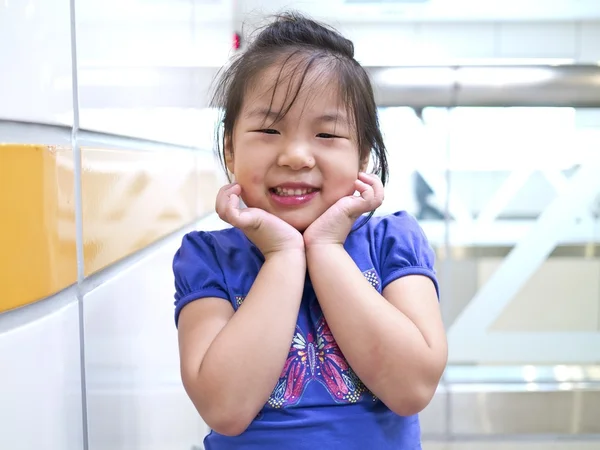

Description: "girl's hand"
303 173 384 248
216 183 305 257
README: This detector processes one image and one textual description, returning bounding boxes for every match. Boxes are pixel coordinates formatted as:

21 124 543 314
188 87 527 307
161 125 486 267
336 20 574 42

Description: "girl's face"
225 63 366 232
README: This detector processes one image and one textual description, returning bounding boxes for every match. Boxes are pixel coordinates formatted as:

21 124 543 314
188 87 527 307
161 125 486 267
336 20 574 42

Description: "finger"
216 183 241 220
354 179 374 201
226 191 249 226
227 191 240 214
216 182 238 198
336 180 371 219
349 179 382 213
357 172 383 190
357 171 376 183
358 172 384 204
224 192 262 230
234 208 263 231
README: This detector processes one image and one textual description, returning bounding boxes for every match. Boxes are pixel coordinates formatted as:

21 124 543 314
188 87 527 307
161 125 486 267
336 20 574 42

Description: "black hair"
210 11 388 224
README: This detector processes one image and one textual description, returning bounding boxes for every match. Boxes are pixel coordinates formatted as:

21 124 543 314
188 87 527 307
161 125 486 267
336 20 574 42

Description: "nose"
277 139 315 170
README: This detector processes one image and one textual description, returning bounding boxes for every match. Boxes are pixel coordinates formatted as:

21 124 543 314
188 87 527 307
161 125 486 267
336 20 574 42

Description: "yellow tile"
81 147 202 276
0 144 76 312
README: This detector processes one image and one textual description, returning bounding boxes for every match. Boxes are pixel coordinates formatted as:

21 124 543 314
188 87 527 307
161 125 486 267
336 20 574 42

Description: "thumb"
233 207 264 231
338 194 367 220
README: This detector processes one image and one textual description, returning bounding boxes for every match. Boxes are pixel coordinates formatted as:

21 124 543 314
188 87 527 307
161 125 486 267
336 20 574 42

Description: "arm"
306 244 447 416
178 249 306 436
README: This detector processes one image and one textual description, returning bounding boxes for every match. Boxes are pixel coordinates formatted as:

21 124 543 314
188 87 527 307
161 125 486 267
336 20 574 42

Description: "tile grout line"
68 0 89 447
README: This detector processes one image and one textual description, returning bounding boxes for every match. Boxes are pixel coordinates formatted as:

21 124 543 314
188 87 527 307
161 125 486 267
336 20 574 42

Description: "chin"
277 214 313 233
287 219 311 233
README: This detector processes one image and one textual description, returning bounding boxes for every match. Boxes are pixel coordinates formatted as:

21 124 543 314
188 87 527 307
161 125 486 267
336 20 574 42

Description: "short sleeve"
376 212 439 298
172 231 230 326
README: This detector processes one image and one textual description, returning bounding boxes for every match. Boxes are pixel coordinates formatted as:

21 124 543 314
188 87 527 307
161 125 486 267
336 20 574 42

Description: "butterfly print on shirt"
236 268 381 408
267 268 381 408
267 314 369 408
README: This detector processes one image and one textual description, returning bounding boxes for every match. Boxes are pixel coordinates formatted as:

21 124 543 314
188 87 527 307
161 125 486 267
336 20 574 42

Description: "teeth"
274 187 316 196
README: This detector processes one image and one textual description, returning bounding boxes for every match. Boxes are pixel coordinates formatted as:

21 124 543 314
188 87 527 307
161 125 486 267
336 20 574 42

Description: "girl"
173 11 447 450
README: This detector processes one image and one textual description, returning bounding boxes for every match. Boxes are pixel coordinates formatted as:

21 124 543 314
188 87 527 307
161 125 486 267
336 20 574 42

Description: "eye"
258 129 280 135
316 133 338 139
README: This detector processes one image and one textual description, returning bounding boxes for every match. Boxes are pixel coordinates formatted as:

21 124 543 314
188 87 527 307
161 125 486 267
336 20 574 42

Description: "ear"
224 136 235 174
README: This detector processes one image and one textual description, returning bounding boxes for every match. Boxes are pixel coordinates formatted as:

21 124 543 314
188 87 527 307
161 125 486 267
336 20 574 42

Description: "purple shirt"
173 211 438 450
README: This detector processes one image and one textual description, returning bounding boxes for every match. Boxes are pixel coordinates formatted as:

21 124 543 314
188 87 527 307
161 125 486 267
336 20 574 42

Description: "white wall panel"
418 23 497 60
192 24 236 68
237 0 600 22
0 299 84 450
75 0 233 144
76 24 197 68
580 22 600 62
0 0 73 126
498 23 578 59
83 235 208 450
328 22 600 66
342 24 417 66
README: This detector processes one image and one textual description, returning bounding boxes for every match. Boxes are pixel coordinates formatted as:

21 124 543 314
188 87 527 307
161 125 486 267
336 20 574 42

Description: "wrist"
305 242 344 255
264 247 306 262
303 226 352 250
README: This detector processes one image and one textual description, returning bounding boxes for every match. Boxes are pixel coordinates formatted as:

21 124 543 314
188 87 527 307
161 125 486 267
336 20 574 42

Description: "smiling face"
225 58 367 232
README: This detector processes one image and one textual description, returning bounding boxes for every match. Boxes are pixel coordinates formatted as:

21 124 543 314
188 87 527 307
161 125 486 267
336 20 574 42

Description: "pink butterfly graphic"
236 268 380 408
267 314 369 408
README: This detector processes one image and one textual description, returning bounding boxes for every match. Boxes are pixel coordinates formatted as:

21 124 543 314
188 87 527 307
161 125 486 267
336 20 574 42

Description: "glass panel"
439 106 600 366
379 105 600 365
380 105 600 439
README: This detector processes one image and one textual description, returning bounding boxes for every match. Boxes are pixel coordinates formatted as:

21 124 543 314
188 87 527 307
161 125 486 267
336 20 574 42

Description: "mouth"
269 186 319 197
268 184 320 207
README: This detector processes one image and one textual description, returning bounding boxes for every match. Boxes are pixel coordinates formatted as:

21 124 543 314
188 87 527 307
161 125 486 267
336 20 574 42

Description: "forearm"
306 244 442 415
198 250 305 427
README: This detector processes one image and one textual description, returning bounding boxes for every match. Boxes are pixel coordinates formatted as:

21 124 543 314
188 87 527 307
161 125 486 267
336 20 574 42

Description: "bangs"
246 50 357 134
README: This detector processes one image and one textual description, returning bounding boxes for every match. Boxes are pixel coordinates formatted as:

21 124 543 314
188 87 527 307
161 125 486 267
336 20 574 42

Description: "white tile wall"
497 23 578 59
75 0 233 143
331 21 600 66
580 22 600 62
237 0 600 22
83 236 208 450
0 299 84 450
343 24 419 66
0 0 73 126
418 23 498 60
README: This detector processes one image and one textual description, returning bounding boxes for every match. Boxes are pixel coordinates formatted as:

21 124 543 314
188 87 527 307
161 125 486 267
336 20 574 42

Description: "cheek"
320 155 360 193
251 173 262 185
233 165 266 206
343 179 357 197
233 157 263 184
346 181 357 196
330 171 359 198
237 171 263 190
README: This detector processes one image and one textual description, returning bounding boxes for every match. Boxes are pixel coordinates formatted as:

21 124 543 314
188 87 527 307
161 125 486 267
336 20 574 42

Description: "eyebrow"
244 108 280 121
245 108 350 127
316 113 350 127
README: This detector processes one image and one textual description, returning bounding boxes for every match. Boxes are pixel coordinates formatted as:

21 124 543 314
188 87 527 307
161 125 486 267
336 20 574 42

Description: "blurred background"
1 0 600 449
